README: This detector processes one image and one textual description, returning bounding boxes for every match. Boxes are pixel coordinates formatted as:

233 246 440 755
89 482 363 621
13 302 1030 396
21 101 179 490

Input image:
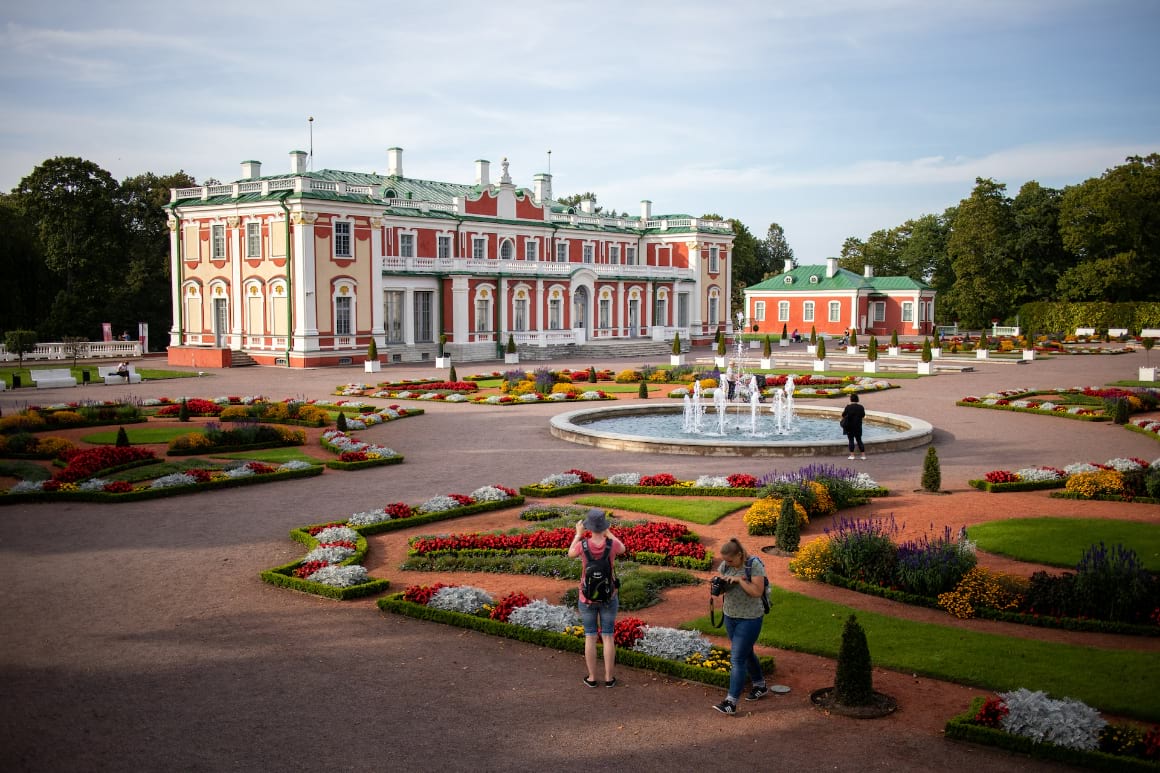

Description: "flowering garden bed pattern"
969 456 1159 503
946 693 1160 771
377 586 773 689
668 375 898 400
519 468 888 500
957 387 1159 421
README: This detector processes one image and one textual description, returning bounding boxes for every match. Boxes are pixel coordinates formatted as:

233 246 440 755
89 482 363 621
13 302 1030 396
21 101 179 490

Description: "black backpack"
745 556 771 615
580 539 616 602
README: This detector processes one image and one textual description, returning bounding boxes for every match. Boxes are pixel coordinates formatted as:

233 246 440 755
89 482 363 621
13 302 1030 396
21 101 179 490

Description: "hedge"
967 479 1068 493
167 439 303 456
1125 424 1160 444
377 593 775 688
945 696 1160 772
1017 300 1160 336
260 529 390 600
324 455 405 471
0 464 324 504
1050 491 1160 506
519 483 758 498
956 401 1110 422
295 497 526 538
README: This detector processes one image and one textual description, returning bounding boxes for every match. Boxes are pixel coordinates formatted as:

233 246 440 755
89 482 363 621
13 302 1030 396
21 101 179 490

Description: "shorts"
578 596 619 636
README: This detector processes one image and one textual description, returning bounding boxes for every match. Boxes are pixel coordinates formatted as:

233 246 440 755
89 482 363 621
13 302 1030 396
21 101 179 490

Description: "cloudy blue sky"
2 0 1157 260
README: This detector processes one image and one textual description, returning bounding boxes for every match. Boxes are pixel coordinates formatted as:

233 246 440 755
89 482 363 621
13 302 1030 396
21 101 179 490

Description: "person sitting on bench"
115 361 131 381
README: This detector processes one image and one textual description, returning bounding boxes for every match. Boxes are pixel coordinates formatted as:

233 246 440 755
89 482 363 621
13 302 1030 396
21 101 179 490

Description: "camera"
709 576 734 596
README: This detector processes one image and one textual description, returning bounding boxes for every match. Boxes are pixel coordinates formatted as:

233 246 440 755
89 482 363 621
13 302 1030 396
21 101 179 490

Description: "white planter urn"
863 360 879 374
846 346 859 356
813 358 828 372
779 338 790 347
364 360 381 373
917 361 934 375
1022 349 1036 361
435 356 451 368
806 344 817 355
760 357 772 370
931 347 942 358
976 349 989 360
670 354 685 367
504 353 520 365
714 355 727 368
887 346 900 357
1139 366 1157 381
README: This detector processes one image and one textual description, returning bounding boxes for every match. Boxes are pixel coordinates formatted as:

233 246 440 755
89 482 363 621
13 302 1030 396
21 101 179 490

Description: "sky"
2 0 1158 261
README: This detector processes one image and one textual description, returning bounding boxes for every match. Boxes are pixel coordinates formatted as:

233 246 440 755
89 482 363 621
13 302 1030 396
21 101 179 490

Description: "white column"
645 282 654 332
451 276 470 345
499 277 508 335
404 288 415 346
168 219 183 346
616 280 624 336
369 218 385 340
228 218 243 347
291 212 320 355
534 278 543 332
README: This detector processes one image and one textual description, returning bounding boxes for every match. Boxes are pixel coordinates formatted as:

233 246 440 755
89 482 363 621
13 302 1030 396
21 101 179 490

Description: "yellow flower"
788 536 834 580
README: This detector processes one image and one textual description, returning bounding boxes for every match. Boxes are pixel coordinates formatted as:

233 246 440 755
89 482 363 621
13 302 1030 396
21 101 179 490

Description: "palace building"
166 148 734 368
743 258 936 339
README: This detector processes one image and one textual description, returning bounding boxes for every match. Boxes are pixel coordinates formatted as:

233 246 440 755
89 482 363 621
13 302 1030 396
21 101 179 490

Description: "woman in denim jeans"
712 538 769 714
568 508 625 688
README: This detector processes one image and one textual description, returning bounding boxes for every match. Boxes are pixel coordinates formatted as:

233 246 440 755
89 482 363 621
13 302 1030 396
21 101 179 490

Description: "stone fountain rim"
548 403 934 457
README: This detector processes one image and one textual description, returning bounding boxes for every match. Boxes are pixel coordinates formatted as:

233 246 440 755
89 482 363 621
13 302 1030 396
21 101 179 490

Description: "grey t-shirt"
718 557 767 619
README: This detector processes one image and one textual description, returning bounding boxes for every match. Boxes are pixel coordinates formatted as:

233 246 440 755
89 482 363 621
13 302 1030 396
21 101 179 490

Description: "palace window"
828 301 841 322
475 298 491 331
626 246 636 265
677 293 689 326
211 225 226 259
902 302 913 322
525 240 537 261
708 295 719 325
384 291 404 343
335 296 352 336
413 291 433 342
803 301 815 322
778 301 789 322
599 299 611 329
609 245 620 265
514 299 527 331
583 245 594 263
548 299 562 330
754 301 766 321
500 239 514 260
334 222 352 258
656 297 668 325
472 237 486 259
399 233 414 258
245 222 261 258
437 235 452 259
873 301 885 322
555 242 568 262
709 246 719 273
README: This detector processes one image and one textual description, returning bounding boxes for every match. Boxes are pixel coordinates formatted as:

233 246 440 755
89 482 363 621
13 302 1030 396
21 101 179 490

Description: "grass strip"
81 426 203 444
574 494 746 525
968 517 1160 571
686 586 1160 722
210 448 325 464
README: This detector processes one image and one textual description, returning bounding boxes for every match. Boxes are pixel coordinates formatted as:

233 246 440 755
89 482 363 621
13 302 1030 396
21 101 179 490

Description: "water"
582 411 902 442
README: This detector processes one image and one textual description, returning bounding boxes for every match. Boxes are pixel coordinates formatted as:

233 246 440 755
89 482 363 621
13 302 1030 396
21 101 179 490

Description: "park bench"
1074 327 1096 336
97 364 142 385
30 368 78 388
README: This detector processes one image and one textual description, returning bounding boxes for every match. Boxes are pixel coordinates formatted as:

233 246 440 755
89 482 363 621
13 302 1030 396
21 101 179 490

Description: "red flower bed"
340 451 369 462
102 480 134 493
565 469 597 484
448 493 474 506
403 583 451 605
727 473 757 489
984 470 1018 484
319 540 356 550
53 446 157 483
410 522 706 562
420 381 479 392
614 617 646 647
639 473 678 487
973 696 1009 728
307 522 346 535
156 398 222 417
384 502 414 519
489 592 532 622
293 561 328 579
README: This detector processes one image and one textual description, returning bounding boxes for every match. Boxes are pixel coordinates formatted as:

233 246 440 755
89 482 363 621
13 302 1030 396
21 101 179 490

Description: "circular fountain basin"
550 404 933 457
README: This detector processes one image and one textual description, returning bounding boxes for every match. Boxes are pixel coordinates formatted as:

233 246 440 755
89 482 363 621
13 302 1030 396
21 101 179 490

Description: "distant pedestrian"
841 393 866 459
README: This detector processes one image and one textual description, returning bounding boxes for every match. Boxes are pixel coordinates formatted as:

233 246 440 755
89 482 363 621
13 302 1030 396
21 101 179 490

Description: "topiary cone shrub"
781 323 788 340
638 381 649 399
921 338 932 363
834 614 874 706
866 335 878 361
588 366 598 383
890 329 898 348
763 336 772 358
439 333 447 357
816 338 826 360
367 337 378 362
115 426 130 448
672 331 682 355
849 329 858 347
336 411 348 432
775 496 801 552
449 365 458 382
810 326 817 345
717 336 726 356
178 398 190 423
921 446 941 492
977 331 988 350
505 334 516 355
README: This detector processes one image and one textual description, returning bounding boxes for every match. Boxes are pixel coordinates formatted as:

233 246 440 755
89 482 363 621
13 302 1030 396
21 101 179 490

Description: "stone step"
230 350 259 367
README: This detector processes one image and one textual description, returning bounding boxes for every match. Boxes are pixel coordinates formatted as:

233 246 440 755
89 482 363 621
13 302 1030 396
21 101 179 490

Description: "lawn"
0 366 198 387
687 586 1160 721
106 459 232 482
968 517 1160 571
211 448 324 465
82 426 201 445
0 460 52 481
574 495 747 525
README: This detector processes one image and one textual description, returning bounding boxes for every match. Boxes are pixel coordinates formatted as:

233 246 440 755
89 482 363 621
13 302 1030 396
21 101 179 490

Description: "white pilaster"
452 276 470 344
168 218 183 346
369 218 385 340
228 218 243 347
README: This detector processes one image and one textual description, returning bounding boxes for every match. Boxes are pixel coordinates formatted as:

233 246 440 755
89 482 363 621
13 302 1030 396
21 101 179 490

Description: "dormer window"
784 275 793 285
809 275 819 284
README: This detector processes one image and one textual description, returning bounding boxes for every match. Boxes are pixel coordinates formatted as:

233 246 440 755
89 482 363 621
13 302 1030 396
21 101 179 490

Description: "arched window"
500 239 514 260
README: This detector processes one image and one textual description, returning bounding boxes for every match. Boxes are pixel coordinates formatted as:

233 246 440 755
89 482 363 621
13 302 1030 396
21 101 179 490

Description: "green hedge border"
520 483 758 498
956 401 1110 421
0 464 324 504
260 528 390 600
377 593 775 687
945 697 1160 772
1125 424 1160 444
324 455 405 471
968 478 1067 493
296 497 527 538
1050 491 1160 505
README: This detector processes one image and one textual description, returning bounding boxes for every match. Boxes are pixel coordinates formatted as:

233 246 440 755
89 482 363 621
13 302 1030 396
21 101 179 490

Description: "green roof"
746 265 930 292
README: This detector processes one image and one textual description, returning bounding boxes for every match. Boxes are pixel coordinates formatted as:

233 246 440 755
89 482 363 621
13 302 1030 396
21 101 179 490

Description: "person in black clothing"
841 393 866 459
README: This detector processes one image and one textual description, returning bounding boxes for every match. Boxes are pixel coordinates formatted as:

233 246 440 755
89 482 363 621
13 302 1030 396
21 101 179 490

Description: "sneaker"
860 454 867 460
583 677 598 688
712 699 737 715
605 677 617 688
745 686 769 701
848 454 856 460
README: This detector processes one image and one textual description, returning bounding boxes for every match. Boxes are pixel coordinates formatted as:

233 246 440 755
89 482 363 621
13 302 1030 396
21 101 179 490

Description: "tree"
764 223 794 274
4 329 38 369
834 614 874 706
556 192 619 216
727 218 771 305
866 335 878 362
775 496 801 552
61 335 87 368
0 197 52 332
942 178 1017 327
921 446 941 492
1009 181 1072 306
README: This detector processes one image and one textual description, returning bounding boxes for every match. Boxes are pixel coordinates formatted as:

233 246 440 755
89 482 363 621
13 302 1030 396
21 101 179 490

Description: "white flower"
607 472 641 486
78 478 110 491
222 465 256 479
428 585 493 614
846 472 880 490
1014 467 1063 482
1038 402 1056 411
506 599 579 632
998 688 1106 751
1104 457 1145 472
1063 463 1099 475
670 387 690 398
150 472 198 489
347 508 390 526
548 392 569 400
303 545 356 564
539 473 581 488
313 526 359 544
278 460 314 472
632 626 712 661
519 393 540 402
306 564 369 587
419 392 441 400
417 495 465 513
397 391 415 399
580 391 603 400
693 475 730 488
445 394 468 403
10 480 46 492
482 395 502 404
470 485 513 502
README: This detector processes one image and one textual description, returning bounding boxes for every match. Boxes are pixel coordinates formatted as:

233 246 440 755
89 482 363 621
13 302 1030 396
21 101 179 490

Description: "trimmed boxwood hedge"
324 455 405 471
945 696 1160 772
0 464 324 504
520 483 757 498
295 497 526 538
260 529 390 600
955 400 1110 421
377 593 774 688
1050 491 1160 505
968 478 1068 493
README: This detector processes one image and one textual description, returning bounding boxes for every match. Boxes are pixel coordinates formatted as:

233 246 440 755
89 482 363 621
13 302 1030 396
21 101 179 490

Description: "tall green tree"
13 157 127 338
0 196 52 332
942 179 1016 327
1056 154 1160 301
764 222 793 274
1010 181 1072 306
726 218 771 310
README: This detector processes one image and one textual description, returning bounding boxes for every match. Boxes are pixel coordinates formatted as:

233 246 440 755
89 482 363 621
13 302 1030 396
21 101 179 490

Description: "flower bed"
470 390 612 405
378 586 774 688
946 694 1160 771
167 424 306 456
957 386 1159 421
970 457 1159 498
0 402 145 432
320 429 402 468
408 520 711 570
260 523 390 600
2 460 323 504
1129 418 1160 443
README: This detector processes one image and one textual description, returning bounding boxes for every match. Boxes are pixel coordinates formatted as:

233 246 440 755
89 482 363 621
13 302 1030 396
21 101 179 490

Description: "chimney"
640 199 652 220
475 159 490 187
827 256 838 278
783 258 794 273
386 147 403 177
241 160 261 180
290 150 307 174
580 197 595 214
533 173 552 204
863 264 874 278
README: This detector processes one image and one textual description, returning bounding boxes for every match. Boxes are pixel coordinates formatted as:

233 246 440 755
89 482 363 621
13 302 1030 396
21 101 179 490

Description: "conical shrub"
921 446 941 492
638 381 649 399
867 335 878 361
449 365 458 382
816 338 826 360
336 411 348 432
115 426 130 448
775 496 801 552
672 331 682 355
834 614 874 706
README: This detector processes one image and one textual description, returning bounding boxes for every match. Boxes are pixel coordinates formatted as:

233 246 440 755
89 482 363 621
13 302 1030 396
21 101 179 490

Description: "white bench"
1074 327 1096 336
30 368 78 388
1140 328 1160 338
98 364 142 385
1109 328 1128 337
